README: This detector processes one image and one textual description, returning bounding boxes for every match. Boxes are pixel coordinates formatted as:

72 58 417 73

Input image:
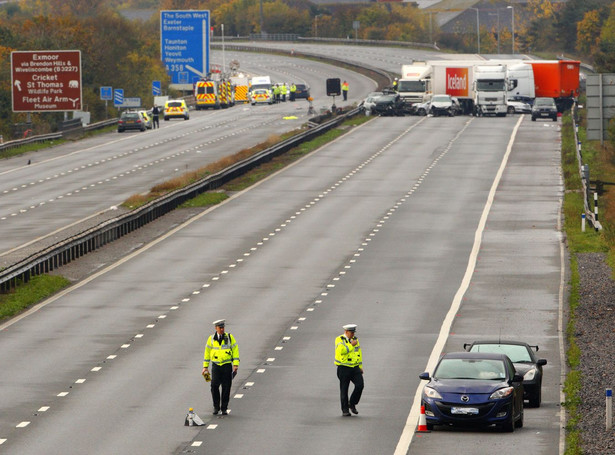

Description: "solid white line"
557 159 566 454
394 115 524 455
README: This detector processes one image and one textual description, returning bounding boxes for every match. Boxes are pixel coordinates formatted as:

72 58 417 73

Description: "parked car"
164 99 189 121
117 111 147 133
293 83 310 99
371 93 405 116
138 110 153 129
531 97 558 122
464 340 547 407
419 351 524 432
429 94 456 117
507 100 532 114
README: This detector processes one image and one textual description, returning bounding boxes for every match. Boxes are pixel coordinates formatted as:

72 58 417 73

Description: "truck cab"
473 64 508 117
398 64 432 105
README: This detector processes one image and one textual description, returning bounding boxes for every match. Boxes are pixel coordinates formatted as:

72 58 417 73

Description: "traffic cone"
184 408 193 426
184 408 205 426
416 405 431 433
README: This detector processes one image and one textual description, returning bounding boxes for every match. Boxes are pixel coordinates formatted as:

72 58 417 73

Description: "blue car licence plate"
451 407 479 415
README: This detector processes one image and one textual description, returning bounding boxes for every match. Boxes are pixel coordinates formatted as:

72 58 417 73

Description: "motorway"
0 51 376 265
0 45 564 454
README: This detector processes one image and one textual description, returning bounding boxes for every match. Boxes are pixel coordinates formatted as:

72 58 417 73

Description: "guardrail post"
581 213 586 232
607 388 612 430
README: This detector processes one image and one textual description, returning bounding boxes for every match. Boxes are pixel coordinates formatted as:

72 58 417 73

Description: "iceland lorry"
429 61 475 114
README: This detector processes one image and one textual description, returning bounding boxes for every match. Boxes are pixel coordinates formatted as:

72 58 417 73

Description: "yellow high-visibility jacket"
203 333 239 368
334 334 362 368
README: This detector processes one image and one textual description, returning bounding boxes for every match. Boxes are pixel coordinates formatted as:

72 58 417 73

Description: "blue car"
419 352 524 432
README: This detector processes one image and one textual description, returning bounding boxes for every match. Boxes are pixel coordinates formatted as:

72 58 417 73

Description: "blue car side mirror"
419 372 430 380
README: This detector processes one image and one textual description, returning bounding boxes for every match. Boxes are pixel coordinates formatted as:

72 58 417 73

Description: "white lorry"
398 63 432 105
505 62 535 103
473 64 508 116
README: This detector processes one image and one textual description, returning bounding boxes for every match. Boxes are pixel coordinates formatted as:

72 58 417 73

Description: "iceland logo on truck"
446 68 468 97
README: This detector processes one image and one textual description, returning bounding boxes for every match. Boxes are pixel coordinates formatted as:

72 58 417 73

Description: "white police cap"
343 324 357 332
213 319 226 327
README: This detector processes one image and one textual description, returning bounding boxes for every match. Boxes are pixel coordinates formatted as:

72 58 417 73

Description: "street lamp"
314 14 323 38
507 5 515 54
470 7 480 54
489 10 500 54
221 23 225 74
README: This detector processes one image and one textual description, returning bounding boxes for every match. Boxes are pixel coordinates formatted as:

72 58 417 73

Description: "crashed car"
371 94 405 116
507 100 532 114
429 94 456 117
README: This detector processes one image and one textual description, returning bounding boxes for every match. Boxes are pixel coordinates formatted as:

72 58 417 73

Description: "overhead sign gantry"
160 10 210 91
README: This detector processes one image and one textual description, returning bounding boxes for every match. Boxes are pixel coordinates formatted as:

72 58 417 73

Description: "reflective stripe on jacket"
334 334 362 367
203 333 239 368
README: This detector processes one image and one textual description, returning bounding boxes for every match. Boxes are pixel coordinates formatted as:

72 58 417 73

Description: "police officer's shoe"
221 410 228 415
212 408 220 415
342 410 352 417
349 404 358 415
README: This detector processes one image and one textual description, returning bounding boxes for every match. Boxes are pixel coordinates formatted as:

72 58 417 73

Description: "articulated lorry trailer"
527 60 580 111
429 61 476 114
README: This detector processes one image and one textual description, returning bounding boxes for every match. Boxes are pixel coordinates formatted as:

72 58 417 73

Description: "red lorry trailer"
528 60 580 111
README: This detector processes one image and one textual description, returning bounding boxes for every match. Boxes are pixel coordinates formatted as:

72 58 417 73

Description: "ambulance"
194 79 223 110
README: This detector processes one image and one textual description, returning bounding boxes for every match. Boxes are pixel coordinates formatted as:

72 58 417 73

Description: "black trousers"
343 91 348 101
211 363 233 411
152 116 159 128
337 365 364 412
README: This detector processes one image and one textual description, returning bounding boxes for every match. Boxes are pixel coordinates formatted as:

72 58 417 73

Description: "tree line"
1 0 615 140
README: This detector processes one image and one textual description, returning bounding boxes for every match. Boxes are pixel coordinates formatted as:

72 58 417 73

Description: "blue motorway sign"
100 86 113 101
152 80 161 96
114 89 124 106
160 10 209 87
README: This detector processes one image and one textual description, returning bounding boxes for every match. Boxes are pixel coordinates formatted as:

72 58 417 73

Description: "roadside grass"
0 123 117 161
0 275 71 322
0 138 68 160
560 103 610 455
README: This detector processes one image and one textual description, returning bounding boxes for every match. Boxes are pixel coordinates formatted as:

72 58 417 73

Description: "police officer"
334 324 363 416
280 83 287 102
202 319 240 415
290 83 297 101
151 104 160 129
273 84 280 103
342 80 349 101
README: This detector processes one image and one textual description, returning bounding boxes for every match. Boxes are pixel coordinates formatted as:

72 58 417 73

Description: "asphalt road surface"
0 110 564 454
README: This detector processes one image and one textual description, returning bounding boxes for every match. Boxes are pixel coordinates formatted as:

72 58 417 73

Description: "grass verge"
0 275 71 322
561 105 609 455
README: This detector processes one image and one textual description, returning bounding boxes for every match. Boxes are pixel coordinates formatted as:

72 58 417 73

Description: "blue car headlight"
423 386 442 400
489 386 514 400
524 368 537 381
